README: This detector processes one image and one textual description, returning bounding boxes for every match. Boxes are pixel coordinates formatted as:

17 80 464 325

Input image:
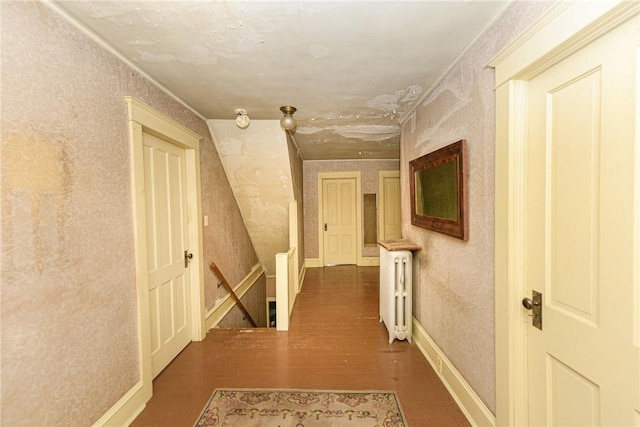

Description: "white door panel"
322 178 357 265
525 20 638 426
143 132 191 378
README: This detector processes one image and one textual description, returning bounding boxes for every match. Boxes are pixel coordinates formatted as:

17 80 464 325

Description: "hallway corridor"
131 266 470 426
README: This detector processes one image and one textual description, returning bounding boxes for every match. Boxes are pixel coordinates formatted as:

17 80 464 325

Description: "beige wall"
400 1 553 413
207 120 293 275
303 159 399 259
201 128 259 312
0 2 256 425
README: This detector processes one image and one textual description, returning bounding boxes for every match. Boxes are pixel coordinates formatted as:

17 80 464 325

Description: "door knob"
522 298 535 310
184 250 193 268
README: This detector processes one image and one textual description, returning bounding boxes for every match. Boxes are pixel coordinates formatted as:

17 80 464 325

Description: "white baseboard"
205 263 265 330
306 258 380 267
359 256 379 266
305 258 321 268
412 318 496 427
298 261 307 292
91 380 150 427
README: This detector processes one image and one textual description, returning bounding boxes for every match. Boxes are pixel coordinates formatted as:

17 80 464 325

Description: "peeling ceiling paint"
53 0 508 160
297 124 399 141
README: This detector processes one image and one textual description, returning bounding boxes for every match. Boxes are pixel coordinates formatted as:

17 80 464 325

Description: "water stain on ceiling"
51 0 508 160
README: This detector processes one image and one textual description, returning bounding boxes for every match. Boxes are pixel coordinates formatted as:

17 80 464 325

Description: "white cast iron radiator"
379 246 413 344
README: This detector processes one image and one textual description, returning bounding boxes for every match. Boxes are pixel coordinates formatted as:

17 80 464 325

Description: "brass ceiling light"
279 106 297 131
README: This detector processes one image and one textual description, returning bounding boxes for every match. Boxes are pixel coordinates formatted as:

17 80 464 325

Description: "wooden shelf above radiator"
377 239 422 252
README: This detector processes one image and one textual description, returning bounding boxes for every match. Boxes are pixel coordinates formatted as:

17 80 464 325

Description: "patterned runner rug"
194 389 407 426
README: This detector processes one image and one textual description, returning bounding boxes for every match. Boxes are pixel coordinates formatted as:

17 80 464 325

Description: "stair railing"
209 262 257 327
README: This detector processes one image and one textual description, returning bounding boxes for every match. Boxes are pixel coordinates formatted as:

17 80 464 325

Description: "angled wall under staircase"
207 120 295 275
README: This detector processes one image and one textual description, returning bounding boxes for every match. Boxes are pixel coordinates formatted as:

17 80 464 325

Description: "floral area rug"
194 389 407 426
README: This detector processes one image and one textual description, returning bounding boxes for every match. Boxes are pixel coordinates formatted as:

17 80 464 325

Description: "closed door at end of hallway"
322 178 357 265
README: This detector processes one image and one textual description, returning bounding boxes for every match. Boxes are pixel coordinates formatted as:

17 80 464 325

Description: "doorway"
126 97 205 404
142 132 192 378
378 170 401 241
492 4 639 425
317 171 362 266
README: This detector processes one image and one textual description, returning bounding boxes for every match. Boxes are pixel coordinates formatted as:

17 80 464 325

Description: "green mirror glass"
409 140 468 240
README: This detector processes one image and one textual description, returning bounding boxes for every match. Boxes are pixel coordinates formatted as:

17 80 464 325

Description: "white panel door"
379 172 401 241
143 132 192 378
525 21 638 426
322 178 357 265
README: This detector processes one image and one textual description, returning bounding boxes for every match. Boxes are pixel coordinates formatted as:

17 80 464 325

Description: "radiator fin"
379 247 413 344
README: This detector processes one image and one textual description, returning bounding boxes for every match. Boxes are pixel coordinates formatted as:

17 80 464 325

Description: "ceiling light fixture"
279 106 297 131
235 108 250 129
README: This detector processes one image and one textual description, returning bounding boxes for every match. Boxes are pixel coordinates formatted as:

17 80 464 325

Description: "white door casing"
491 3 640 426
317 171 362 266
126 97 205 409
143 132 192 378
378 170 401 241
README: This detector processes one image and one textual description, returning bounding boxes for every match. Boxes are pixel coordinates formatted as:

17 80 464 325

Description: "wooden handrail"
209 262 257 327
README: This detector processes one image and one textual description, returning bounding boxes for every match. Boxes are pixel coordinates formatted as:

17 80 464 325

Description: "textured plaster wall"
399 1 553 413
303 159 400 259
200 135 259 312
1 2 256 425
208 120 294 275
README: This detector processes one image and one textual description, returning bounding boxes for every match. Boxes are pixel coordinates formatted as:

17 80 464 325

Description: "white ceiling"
53 0 508 160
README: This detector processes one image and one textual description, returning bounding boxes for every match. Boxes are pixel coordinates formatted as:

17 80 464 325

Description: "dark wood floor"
131 266 470 426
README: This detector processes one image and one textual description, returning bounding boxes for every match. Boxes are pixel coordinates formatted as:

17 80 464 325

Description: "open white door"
492 5 639 426
523 18 639 425
143 132 192 378
118 97 204 423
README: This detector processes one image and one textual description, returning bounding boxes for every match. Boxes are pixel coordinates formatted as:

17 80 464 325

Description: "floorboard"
131 266 470 426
